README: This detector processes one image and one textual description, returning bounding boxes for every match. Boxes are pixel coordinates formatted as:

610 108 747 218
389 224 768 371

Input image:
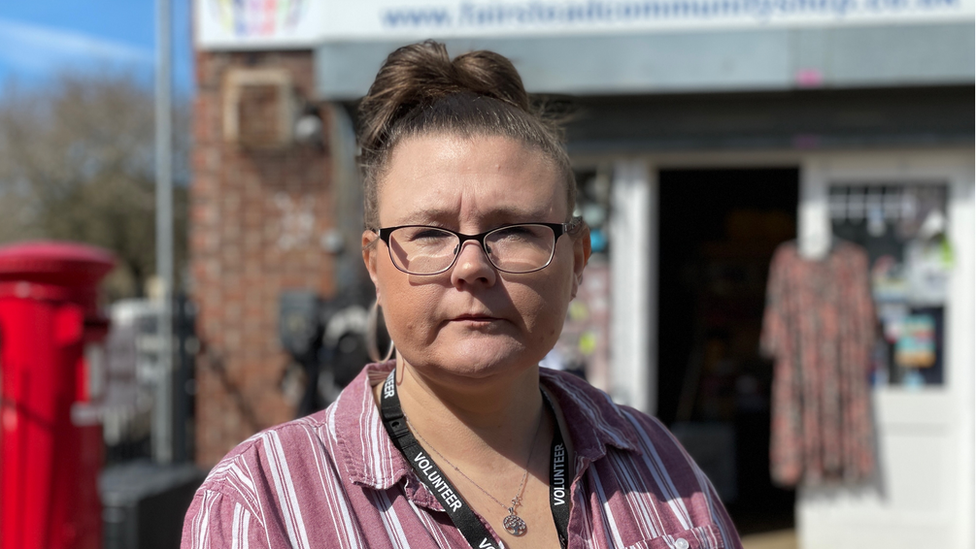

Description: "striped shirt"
182 363 742 549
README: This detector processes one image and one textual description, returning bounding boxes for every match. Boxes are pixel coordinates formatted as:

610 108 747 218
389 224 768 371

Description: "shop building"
192 1 973 545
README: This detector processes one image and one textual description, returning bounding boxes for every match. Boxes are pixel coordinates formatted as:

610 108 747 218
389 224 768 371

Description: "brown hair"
357 40 575 230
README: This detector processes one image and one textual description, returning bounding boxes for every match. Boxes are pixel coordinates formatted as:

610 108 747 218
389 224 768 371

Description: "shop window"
829 184 950 388
575 168 612 258
541 168 613 389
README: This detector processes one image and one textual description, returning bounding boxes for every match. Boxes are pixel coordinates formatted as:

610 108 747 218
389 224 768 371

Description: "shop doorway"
657 167 799 534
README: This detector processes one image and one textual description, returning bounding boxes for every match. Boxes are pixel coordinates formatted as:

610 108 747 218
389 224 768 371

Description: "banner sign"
197 0 974 48
322 0 973 39
196 0 327 49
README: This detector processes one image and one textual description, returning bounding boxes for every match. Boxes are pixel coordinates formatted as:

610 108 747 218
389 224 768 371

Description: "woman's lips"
450 313 499 323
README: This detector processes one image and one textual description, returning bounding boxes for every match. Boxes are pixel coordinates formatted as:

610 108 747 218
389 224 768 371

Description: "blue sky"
0 0 194 96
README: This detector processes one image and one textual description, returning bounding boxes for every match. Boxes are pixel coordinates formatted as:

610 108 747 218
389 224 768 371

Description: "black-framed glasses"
377 217 582 275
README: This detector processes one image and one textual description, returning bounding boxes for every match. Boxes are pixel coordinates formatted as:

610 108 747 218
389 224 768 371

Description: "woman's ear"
571 224 591 298
362 230 382 302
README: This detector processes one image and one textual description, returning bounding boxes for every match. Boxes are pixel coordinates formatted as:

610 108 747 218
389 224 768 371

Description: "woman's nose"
450 240 497 287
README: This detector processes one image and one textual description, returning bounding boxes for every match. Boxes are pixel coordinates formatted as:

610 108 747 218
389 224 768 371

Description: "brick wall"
191 50 335 466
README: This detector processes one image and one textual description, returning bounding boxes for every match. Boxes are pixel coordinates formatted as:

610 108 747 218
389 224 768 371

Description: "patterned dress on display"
760 241 877 487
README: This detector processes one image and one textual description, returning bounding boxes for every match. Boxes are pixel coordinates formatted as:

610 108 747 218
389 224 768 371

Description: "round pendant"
503 514 527 536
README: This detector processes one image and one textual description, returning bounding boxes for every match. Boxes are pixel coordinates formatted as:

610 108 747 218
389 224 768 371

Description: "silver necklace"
405 412 545 537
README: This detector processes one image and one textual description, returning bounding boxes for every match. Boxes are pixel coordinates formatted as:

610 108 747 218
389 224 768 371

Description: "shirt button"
674 538 690 549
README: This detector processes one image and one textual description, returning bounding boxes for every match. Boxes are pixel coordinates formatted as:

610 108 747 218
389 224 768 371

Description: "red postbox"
0 241 115 549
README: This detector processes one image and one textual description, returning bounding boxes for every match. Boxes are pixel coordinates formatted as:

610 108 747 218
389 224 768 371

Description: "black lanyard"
379 370 573 549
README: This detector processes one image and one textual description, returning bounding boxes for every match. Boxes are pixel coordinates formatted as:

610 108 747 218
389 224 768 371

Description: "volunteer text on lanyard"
380 370 573 549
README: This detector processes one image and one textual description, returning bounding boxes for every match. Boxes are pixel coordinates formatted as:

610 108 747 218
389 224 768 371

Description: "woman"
183 41 742 549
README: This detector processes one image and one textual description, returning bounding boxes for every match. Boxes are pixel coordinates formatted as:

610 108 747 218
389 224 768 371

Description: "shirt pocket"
625 524 727 549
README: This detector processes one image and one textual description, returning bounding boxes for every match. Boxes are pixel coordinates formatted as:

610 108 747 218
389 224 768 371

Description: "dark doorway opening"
657 167 798 534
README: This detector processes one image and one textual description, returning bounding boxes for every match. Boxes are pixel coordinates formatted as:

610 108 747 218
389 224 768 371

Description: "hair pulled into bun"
358 40 575 231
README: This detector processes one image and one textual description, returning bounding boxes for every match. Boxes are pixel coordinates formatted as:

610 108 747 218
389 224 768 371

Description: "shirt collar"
332 362 411 489
333 362 641 501
538 367 639 464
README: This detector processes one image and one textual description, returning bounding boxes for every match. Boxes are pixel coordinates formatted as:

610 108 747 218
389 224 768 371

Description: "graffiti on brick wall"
274 192 316 250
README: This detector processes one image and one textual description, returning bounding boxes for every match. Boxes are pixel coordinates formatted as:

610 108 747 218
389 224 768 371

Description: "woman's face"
362 133 589 386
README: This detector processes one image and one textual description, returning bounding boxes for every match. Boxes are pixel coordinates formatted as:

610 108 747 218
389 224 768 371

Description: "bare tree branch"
0 70 190 299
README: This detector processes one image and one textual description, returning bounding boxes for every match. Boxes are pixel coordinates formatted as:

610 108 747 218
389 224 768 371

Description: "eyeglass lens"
387 225 556 274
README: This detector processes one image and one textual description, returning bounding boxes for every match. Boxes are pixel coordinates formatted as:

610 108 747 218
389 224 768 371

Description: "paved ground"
741 529 798 549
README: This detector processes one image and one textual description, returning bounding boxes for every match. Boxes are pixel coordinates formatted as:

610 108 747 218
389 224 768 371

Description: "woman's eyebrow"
392 209 454 226
396 207 554 226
